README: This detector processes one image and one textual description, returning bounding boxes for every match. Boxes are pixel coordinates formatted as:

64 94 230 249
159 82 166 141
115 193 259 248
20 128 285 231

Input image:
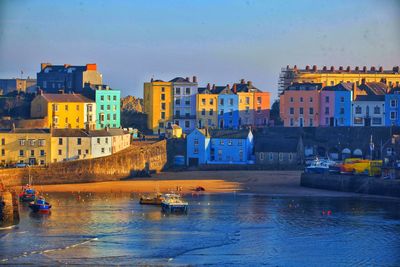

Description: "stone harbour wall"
0 191 19 228
0 140 167 187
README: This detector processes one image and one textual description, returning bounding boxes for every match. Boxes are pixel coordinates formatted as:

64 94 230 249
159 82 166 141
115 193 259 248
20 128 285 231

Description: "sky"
0 0 399 100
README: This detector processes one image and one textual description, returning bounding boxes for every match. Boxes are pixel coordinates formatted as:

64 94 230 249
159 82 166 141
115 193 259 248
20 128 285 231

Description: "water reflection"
0 193 399 266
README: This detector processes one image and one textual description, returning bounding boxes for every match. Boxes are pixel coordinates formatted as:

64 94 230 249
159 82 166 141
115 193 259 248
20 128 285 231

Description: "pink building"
319 90 335 126
280 83 323 127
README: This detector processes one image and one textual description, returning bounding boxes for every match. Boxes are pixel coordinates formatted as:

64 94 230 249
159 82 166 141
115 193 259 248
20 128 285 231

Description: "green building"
83 84 121 129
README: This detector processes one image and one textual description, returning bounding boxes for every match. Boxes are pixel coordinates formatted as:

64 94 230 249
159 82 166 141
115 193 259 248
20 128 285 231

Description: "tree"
270 99 283 126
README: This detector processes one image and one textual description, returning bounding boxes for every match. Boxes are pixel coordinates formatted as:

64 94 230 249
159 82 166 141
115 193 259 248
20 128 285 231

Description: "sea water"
0 192 399 266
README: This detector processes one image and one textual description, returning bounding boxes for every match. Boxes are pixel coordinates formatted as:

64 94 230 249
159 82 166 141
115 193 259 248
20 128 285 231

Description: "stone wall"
0 140 167 187
301 173 400 198
0 191 19 228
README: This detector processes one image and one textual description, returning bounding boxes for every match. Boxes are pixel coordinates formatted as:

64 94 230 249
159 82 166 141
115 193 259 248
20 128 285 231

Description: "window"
97 138 101 144
201 109 206 116
290 118 294 126
300 97 303 102
1 138 5 145
161 112 165 119
176 88 181 94
209 99 214 105
1 149 4 156
58 138 63 145
77 138 81 145
185 88 190 95
325 96 329 103
101 96 104 101
245 97 250 104
208 119 212 126
99 113 105 122
279 153 283 161
290 97 294 103
391 111 397 120
239 149 243 161
354 117 363 125
309 108 314 115
257 107 261 113
105 138 108 144
220 139 224 145
161 87 165 92
228 140 233 146
107 105 110 110
309 97 313 103
229 109 233 116
30 150 34 156
159 122 164 128
229 98 234 106
355 106 362 114
325 107 329 115
259 152 265 160
325 117 329 125
107 114 110 120
218 149 222 161
53 104 58 112
40 150 45 156
374 106 380 114
78 149 81 155
289 153 293 161
194 147 199 154
185 99 190 105
299 108 303 115
175 99 181 105
220 99 224 105
246 106 250 114
372 117 382 125
101 105 104 110
209 109 213 115
201 98 206 105
309 118 313 127
101 148 105 153
185 121 190 128
391 99 397 108
65 105 68 111
19 150 24 157
340 96 345 103
161 94 165 101
113 95 117 101
257 97 261 105
290 107 294 115
107 95 111 101
269 152 273 161
339 118 344 125
340 107 345 115
220 109 224 115
113 114 117 120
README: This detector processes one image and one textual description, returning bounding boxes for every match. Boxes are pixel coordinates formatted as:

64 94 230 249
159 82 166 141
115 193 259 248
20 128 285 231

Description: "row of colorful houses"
0 127 130 166
144 77 271 134
280 81 400 127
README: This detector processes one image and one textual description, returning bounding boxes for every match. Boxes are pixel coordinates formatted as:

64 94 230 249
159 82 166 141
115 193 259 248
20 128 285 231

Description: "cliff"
121 95 143 113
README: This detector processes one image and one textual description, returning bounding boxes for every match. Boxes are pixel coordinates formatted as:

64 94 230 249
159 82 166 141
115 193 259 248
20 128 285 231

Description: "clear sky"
0 0 399 100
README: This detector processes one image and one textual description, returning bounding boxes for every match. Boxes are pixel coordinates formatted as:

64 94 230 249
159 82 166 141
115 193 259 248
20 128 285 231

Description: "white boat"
161 194 188 213
305 159 330 174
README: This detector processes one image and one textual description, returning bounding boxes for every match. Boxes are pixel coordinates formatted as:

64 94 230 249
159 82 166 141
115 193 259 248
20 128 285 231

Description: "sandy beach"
16 170 366 197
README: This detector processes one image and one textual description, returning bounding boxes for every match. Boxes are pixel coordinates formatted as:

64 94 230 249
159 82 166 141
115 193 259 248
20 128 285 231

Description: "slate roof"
212 86 230 94
169 77 190 83
233 83 262 93
354 95 385 101
388 87 400 94
358 82 387 95
198 87 211 94
52 128 126 137
286 83 323 91
254 137 298 153
41 65 87 73
322 82 353 92
0 128 51 134
208 129 250 139
41 93 94 103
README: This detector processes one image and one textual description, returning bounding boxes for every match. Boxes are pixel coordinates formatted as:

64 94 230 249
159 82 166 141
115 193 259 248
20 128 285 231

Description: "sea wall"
0 191 19 228
301 173 400 198
0 140 167 187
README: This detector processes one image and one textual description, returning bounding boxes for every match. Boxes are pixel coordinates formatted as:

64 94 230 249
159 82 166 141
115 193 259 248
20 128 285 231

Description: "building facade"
186 128 253 165
83 84 121 129
171 77 198 133
217 85 239 129
319 83 352 126
385 88 400 126
37 63 103 93
0 78 37 95
253 91 271 127
351 95 385 126
279 65 400 93
143 80 173 134
31 93 96 129
196 87 218 129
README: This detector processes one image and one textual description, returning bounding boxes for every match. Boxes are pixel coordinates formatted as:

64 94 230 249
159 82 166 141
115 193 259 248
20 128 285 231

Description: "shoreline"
11 170 391 198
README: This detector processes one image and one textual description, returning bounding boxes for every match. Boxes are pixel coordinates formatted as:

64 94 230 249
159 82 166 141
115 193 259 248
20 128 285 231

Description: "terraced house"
196 85 218 128
83 83 121 129
31 92 96 129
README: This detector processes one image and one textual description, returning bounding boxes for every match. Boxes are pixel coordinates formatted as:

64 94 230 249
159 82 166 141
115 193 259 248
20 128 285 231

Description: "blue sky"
0 0 399 100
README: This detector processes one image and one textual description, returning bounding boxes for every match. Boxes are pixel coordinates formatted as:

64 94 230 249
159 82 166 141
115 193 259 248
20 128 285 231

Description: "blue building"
215 85 239 129
320 83 353 126
186 128 254 166
385 87 400 126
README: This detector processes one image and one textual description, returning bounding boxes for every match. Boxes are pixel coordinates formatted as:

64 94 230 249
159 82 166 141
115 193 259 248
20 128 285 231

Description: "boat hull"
29 203 51 213
161 203 188 213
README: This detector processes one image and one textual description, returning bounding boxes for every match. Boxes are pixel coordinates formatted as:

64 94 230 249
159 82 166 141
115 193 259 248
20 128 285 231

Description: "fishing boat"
305 159 330 174
139 193 164 205
161 194 188 213
19 186 37 202
29 196 51 213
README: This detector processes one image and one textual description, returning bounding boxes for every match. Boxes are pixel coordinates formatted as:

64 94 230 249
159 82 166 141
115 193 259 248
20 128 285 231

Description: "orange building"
253 91 270 126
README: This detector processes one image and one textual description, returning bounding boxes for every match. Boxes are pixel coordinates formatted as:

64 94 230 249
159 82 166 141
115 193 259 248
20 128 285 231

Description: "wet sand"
16 170 365 197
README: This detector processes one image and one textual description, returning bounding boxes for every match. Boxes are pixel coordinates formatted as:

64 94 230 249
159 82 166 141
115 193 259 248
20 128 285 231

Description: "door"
188 157 199 166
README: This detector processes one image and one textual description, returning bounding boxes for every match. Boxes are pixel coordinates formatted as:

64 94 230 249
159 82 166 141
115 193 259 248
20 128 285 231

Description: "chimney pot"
247 81 252 87
322 66 327 71
293 65 298 71
330 66 335 71
363 66 367 72
355 66 360 71
233 84 237 93
212 84 216 90
371 66 376 71
339 66 343 71
207 83 211 90
193 76 197 83
240 79 245 84
305 65 310 71
40 63 51 70
186 77 190 82
226 84 230 89
312 65 317 71
346 66 351 72
379 66 383 72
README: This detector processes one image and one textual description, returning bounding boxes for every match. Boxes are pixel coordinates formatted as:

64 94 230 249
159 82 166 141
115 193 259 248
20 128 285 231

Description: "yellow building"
51 129 92 163
196 88 218 128
143 80 173 134
31 93 96 129
0 128 51 166
279 65 400 93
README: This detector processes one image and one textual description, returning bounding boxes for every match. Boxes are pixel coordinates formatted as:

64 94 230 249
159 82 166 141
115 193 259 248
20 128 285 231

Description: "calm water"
1 192 400 266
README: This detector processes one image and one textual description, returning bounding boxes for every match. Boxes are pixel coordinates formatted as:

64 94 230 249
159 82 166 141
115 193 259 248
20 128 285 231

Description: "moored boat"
139 193 164 205
305 159 329 174
19 185 37 202
161 194 188 213
29 196 51 213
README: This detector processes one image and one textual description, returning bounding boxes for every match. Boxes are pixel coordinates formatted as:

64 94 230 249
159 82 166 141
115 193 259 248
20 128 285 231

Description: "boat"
161 194 188 213
305 159 330 174
29 196 51 213
139 193 164 205
19 185 37 202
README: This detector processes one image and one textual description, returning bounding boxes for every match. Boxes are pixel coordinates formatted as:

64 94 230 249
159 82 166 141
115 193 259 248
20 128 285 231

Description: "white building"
351 95 385 126
170 77 198 134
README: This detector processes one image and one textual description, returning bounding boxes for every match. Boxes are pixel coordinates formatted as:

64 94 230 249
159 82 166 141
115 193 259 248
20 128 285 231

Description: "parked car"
15 163 29 168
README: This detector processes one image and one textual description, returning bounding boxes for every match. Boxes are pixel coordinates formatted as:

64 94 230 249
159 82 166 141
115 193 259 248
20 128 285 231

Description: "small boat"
139 193 164 205
19 186 37 202
305 159 329 174
29 196 51 213
161 194 188 213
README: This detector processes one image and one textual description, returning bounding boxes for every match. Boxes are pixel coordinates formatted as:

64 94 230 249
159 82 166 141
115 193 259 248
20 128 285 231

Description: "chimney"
393 66 400 73
361 78 366 85
37 88 43 95
86 64 97 71
322 66 327 71
151 78 154 82
312 65 317 71
186 77 190 82
212 84 216 90
233 84 237 94
330 66 335 71
64 64 70 68
371 66 376 71
293 65 298 71
355 66 360 71
207 83 211 90
40 63 51 70
305 65 310 71
247 81 252 87
363 66 367 72
240 79 245 84
286 65 290 69
193 76 197 83
346 66 351 72
226 84 230 89
379 66 383 72
339 66 343 71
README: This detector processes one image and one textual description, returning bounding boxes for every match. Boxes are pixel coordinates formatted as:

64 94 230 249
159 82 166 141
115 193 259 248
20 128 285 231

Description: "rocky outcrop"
121 95 143 113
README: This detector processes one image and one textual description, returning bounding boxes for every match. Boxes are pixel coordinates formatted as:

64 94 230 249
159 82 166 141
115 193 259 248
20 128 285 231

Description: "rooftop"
40 93 95 103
